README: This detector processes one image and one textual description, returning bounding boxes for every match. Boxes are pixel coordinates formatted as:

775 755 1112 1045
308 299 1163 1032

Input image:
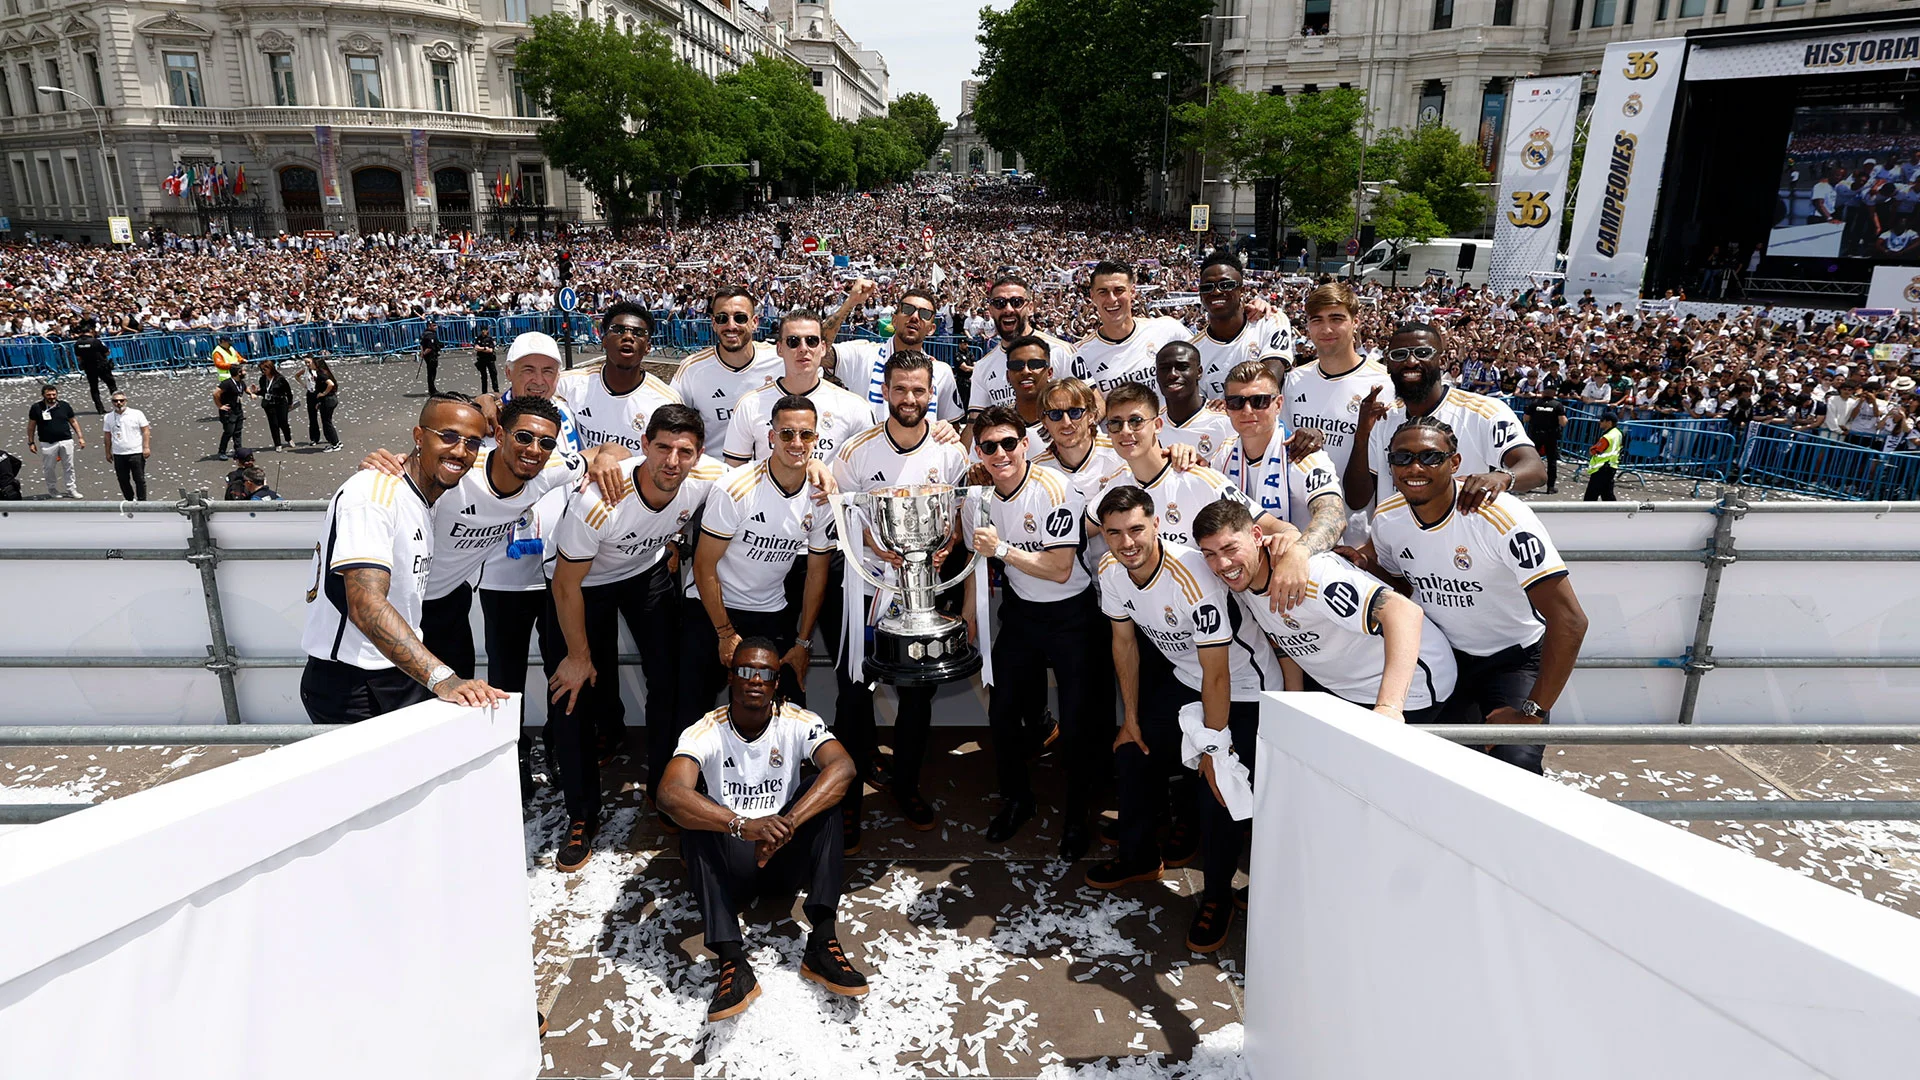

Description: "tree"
847 116 924 189
973 0 1213 204
1371 191 1445 286
515 17 716 227
1179 84 1366 258
711 55 854 200
1367 124 1493 235
890 92 948 161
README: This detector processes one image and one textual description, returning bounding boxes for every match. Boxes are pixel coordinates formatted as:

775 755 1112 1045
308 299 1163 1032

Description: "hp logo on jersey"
1323 581 1361 619
1509 531 1548 569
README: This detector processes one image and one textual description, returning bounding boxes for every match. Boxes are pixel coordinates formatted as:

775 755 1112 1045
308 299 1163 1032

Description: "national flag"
233 164 247 197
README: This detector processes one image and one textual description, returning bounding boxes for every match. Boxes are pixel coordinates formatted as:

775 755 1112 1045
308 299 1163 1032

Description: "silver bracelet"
728 815 746 840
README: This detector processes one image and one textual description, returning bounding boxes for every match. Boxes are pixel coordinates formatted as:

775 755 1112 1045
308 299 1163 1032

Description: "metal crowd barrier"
1503 397 1739 492
1738 423 1920 502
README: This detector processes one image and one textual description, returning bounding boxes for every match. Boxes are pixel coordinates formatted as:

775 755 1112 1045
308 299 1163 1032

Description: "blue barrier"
1504 397 1739 493
1738 424 1920 501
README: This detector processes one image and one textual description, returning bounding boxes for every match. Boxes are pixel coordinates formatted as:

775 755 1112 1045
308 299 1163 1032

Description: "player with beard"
1190 250 1294 401
1283 283 1393 541
553 302 682 455
1154 341 1234 461
672 286 782 448
999 334 1058 458
1346 321 1545 515
823 280 965 421
1071 261 1195 395
966 276 1075 421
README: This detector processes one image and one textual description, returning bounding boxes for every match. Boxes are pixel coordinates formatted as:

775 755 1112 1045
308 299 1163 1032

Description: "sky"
829 0 1011 122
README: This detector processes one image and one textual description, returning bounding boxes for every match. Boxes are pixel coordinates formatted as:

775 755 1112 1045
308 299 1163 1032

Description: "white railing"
149 106 548 136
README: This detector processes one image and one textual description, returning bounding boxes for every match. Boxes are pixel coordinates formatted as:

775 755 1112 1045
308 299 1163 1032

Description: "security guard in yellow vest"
1585 413 1623 502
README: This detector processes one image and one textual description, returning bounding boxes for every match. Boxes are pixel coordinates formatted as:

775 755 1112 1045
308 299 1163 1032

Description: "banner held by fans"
1489 76 1582 294
1565 37 1688 308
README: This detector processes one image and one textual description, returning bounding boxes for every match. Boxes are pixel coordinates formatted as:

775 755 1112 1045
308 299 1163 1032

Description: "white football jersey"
1070 316 1193 394
695 461 835 612
425 447 585 600
968 330 1074 414
830 422 971 584
722 375 878 465
1033 436 1125 506
670 342 781 448
301 470 434 670
1088 462 1251 549
1372 487 1569 656
1192 313 1295 401
1158 408 1235 461
554 456 726 587
1097 541 1282 699
674 702 837 818
553 368 682 455
964 463 1088 603
1362 387 1533 508
1212 438 1342 533
831 337 965 422
1282 359 1394 473
1232 551 1457 711
475 486 567 592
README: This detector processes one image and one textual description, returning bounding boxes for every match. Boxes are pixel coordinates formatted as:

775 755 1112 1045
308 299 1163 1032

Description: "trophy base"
867 627 982 687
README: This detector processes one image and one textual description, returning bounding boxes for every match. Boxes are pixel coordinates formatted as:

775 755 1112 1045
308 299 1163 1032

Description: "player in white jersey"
965 275 1075 419
552 301 682 454
1032 377 1124 506
823 281 964 421
1347 321 1545 513
545 404 726 870
992 334 1061 458
682 393 836 724
300 395 507 724
1191 250 1294 400
1070 259 1195 394
658 641 866 1020
1368 417 1589 775
722 309 878 465
959 406 1106 859
1285 282 1395 542
828 353 971 845
1153 341 1235 460
1191 499 1456 721
1210 360 1348 547
671 287 782 448
1089 485 1281 953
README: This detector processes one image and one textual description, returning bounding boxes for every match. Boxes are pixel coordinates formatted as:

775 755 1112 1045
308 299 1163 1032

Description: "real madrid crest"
1346 394 1362 414
632 412 648 432
1522 128 1554 171
1622 93 1643 118
1165 502 1182 524
927 467 941 484
677 509 692 525
1198 436 1213 458
1023 512 1037 533
1453 545 1473 570
1164 605 1180 627
1281 611 1301 631
802 513 814 531
768 745 783 768
1904 277 1920 305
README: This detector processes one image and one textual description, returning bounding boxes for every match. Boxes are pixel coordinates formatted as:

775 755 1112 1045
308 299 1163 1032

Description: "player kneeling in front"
656 638 866 1022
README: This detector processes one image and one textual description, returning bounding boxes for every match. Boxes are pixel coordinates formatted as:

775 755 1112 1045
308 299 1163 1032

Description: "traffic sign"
1345 236 1361 256
557 286 578 313
802 235 819 253
920 225 934 241
1188 204 1211 233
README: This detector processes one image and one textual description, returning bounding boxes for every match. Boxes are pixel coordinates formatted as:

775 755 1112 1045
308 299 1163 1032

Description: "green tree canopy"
889 92 948 160
1179 84 1366 241
1370 191 1445 285
1366 124 1493 235
847 116 926 189
710 55 854 197
973 0 1212 204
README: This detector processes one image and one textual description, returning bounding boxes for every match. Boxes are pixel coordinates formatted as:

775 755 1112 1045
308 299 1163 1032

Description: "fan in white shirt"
1071 260 1195 393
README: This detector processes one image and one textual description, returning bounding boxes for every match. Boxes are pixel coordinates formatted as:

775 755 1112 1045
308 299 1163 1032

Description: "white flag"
1489 77 1583 294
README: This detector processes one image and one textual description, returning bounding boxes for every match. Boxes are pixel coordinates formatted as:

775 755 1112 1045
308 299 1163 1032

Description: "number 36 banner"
1564 38 1686 309
1489 76 1583 294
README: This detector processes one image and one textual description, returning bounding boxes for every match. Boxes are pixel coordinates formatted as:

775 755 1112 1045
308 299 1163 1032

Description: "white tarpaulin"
0 698 539 1080
1867 264 1920 311
1489 76 1582 294
1687 24 1920 82
1566 38 1687 309
1245 691 1920 1080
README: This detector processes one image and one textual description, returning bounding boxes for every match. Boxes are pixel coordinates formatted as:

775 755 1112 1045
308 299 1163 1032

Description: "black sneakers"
893 786 936 831
1083 857 1164 890
1059 818 1092 862
800 937 870 997
985 796 1035 843
556 819 594 873
1163 817 1200 868
1187 896 1235 954
707 958 762 1022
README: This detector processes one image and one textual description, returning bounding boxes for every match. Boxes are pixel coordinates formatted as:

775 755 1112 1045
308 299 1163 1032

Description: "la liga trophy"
829 484 985 685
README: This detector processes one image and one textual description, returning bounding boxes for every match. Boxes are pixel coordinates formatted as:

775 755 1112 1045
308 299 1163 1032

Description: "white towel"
1178 701 1254 821
971 495 994 687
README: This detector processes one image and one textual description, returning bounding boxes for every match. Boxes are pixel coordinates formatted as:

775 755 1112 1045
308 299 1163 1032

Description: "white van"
1342 237 1492 287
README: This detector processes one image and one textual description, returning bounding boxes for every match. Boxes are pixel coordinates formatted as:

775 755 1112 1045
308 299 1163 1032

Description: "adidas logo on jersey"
414 529 425 540
870 472 887 482
712 387 727 398
751 512 767 522
578 407 593 417
724 756 736 769
461 504 478 516
1398 548 1415 560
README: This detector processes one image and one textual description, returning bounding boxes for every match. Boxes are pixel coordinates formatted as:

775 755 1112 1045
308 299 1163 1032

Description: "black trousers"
1114 663 1257 900
680 775 843 947
832 581 936 819
81 364 117 412
1443 640 1547 774
1584 463 1617 502
676 595 804 729
987 586 1111 812
420 584 477 679
307 392 340 445
423 355 441 394
263 401 293 447
218 411 244 456
112 453 147 501
300 656 432 725
476 357 500 395
1531 433 1561 491
479 585 560 802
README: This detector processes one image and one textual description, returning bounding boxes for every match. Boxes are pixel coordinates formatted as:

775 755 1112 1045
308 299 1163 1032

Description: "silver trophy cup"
829 484 984 685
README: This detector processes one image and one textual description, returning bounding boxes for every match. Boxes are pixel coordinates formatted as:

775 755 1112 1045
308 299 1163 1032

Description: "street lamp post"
1176 12 1246 240
1152 71 1171 218
36 85 117 235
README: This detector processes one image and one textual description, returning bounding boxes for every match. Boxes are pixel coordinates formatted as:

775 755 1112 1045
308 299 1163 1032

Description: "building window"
1418 80 1446 126
431 60 455 111
1657 0 1669 17
1679 0 1704 12
347 55 383 109
516 162 546 205
269 53 296 106
510 68 538 117
1303 0 1331 34
36 156 55 207
0 74 11 116
16 64 33 112
1570 0 1584 28
1591 0 1617 26
9 158 28 207
1494 0 1516 22
504 0 527 21
1777 0 1806 6
104 150 123 207
42 60 63 108
164 53 203 107
1625 0 1637 20
84 52 104 106
1715 0 1727 11
1432 0 1453 29
811 69 823 86
63 155 83 208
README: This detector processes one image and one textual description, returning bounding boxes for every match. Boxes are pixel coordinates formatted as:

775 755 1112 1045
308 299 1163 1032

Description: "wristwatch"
426 664 456 691
993 539 1011 559
1517 698 1549 720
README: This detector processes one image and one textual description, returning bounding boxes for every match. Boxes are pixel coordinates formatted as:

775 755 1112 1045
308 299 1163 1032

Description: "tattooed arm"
342 567 507 706
1300 492 1347 556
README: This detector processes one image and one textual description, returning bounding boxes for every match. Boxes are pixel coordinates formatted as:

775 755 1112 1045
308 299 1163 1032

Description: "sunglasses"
432 428 486 453
1006 358 1050 372
1387 449 1452 467
784 334 823 349
111 399 127 405
732 665 779 683
1387 345 1440 362
1196 279 1243 294
1103 414 1154 433
775 427 819 443
1044 406 1089 422
510 429 560 451
604 323 649 339
1224 393 1275 411
895 303 935 322
712 312 753 325
987 296 1029 310
977 436 1022 455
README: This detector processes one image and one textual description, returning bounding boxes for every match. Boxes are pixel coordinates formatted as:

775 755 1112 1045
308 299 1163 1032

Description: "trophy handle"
932 485 989 596
828 492 893 595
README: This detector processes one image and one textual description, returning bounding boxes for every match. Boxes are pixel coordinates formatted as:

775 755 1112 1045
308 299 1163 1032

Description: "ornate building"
765 0 885 121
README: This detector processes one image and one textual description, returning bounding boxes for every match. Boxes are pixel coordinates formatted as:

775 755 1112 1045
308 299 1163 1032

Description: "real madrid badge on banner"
1489 76 1583 294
